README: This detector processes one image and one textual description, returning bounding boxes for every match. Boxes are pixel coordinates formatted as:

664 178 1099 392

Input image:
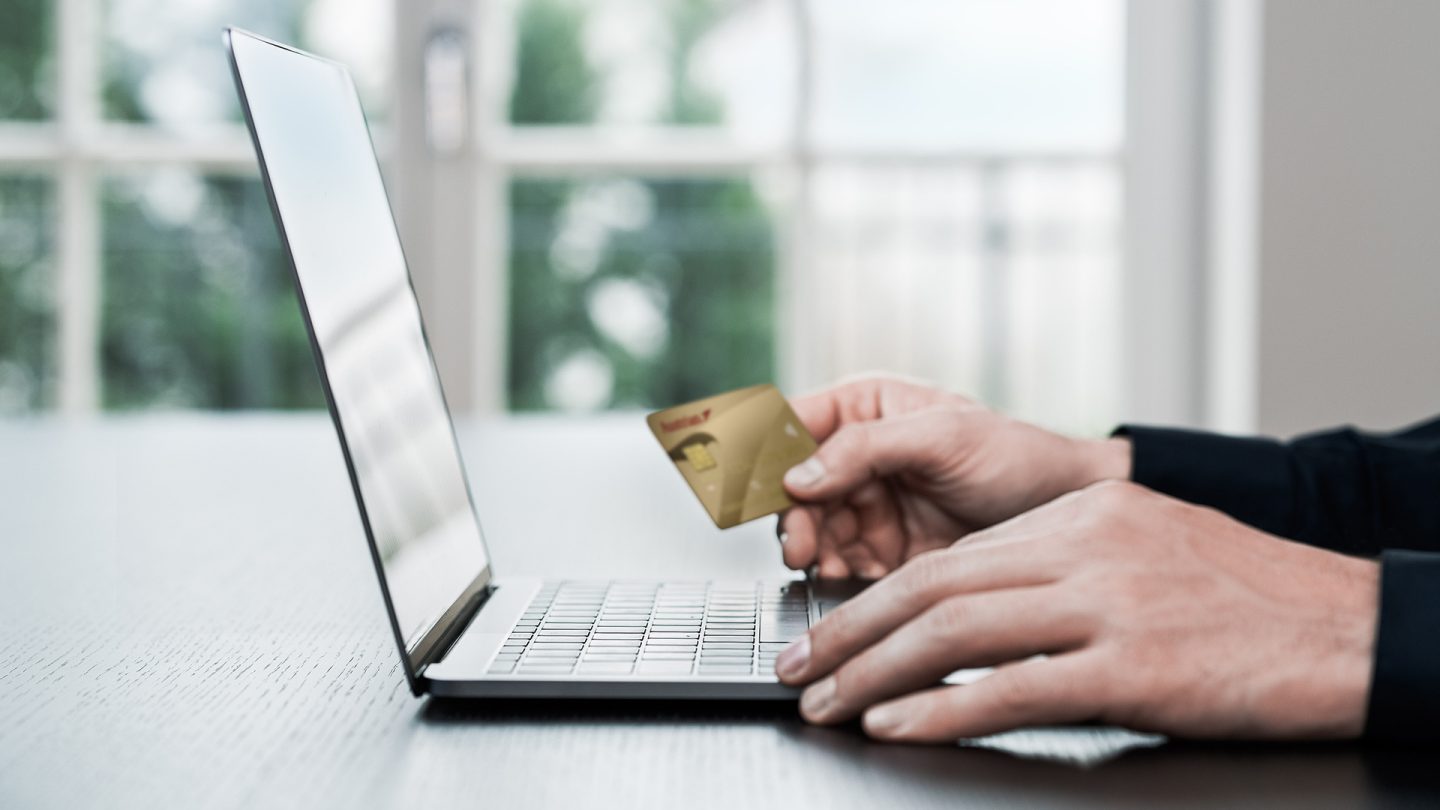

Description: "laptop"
225 28 854 700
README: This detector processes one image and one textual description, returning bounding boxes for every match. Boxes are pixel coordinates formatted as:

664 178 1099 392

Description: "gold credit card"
647 384 818 529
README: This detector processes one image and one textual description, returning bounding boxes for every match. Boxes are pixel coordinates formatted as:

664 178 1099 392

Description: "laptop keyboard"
486 580 811 677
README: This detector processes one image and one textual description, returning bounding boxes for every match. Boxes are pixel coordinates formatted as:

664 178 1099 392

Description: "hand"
778 375 1131 578
775 480 1379 741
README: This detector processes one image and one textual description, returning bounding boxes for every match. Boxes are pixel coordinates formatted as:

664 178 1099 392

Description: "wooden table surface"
1 414 1436 809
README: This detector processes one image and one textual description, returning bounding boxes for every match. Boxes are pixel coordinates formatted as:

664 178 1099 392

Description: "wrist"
1025 434 1133 513
1328 555 1380 738
1073 436 1133 488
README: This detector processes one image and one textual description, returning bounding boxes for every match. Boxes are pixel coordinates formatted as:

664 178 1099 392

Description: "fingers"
860 653 1105 742
780 503 858 575
784 411 957 503
846 480 906 572
788 375 953 442
834 541 885 581
798 587 1089 725
778 506 822 569
776 542 1062 685
788 377 890 441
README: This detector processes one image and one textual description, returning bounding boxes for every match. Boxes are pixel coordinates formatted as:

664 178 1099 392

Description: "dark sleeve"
1367 550 1440 740
1116 416 1440 556
1115 418 1440 742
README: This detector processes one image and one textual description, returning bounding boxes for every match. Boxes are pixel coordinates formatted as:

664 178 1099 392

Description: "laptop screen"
228 31 490 662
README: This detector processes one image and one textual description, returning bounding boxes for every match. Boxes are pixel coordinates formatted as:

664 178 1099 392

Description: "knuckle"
1072 480 1145 532
927 596 972 640
991 672 1043 716
895 547 953 597
826 422 873 465
1082 477 1140 505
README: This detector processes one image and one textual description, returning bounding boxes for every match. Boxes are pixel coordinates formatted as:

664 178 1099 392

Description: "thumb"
783 411 954 501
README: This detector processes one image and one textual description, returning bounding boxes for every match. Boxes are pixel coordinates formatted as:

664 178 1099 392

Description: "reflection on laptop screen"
230 33 488 650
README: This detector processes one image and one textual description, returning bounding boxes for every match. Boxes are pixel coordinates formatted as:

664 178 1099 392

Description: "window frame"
415 0 1136 419
0 0 1215 428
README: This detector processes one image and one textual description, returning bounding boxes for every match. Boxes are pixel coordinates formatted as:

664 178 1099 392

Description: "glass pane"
811 0 1123 151
0 0 54 120
504 0 796 142
100 172 322 410
103 0 391 130
0 175 55 412
508 176 776 411
806 158 1121 434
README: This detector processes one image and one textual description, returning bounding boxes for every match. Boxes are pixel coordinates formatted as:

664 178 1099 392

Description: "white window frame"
1 0 262 414
0 0 1224 429
404 0 1144 421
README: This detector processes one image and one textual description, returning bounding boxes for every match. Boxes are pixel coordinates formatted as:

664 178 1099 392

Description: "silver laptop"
225 28 853 700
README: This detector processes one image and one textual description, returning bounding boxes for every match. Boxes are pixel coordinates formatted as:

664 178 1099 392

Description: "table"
1 414 1436 809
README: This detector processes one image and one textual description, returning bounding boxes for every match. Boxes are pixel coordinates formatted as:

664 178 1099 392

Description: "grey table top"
1 414 1436 809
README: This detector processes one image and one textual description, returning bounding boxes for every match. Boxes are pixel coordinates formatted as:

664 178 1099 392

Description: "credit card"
647 384 818 529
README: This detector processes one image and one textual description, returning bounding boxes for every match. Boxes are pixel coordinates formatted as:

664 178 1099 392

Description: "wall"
1253 0 1440 435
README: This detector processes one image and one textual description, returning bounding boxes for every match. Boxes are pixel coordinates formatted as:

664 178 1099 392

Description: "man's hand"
779 375 1131 577
775 481 1379 741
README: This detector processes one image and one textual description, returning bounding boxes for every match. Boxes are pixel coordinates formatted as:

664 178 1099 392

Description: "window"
501 0 792 410
2 0 1126 433
0 0 390 413
484 0 1123 430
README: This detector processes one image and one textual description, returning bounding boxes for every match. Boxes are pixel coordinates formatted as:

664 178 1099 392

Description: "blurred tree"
0 178 55 412
98 1 324 410
0 1 54 412
0 0 51 120
101 176 323 409
506 0 776 410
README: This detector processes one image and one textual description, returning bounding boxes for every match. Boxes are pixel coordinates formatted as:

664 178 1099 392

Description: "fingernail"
778 531 789 546
800 677 836 720
784 458 825 489
775 633 810 680
863 705 904 738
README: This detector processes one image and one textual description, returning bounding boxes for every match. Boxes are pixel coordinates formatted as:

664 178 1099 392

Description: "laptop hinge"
417 583 496 673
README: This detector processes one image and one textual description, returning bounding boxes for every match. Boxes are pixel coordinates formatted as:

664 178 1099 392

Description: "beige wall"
1254 0 1440 435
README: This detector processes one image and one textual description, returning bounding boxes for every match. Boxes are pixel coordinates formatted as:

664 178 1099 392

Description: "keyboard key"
637 661 694 674
577 663 634 675
698 665 754 676
760 615 808 642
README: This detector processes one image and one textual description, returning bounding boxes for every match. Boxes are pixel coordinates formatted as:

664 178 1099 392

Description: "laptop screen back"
228 31 490 665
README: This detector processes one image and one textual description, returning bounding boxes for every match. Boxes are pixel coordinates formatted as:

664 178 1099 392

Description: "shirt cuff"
1114 425 1293 539
1365 550 1440 741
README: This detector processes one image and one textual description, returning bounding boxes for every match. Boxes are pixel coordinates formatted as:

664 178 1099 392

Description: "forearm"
1111 419 1440 556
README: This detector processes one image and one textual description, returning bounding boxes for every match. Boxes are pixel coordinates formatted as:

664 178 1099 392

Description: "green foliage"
506 0 777 411
100 177 322 409
101 1 309 123
508 0 598 125
0 0 777 413
0 177 55 411
0 0 52 120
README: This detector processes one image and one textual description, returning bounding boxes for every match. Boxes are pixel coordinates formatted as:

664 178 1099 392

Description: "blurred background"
0 0 1436 437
